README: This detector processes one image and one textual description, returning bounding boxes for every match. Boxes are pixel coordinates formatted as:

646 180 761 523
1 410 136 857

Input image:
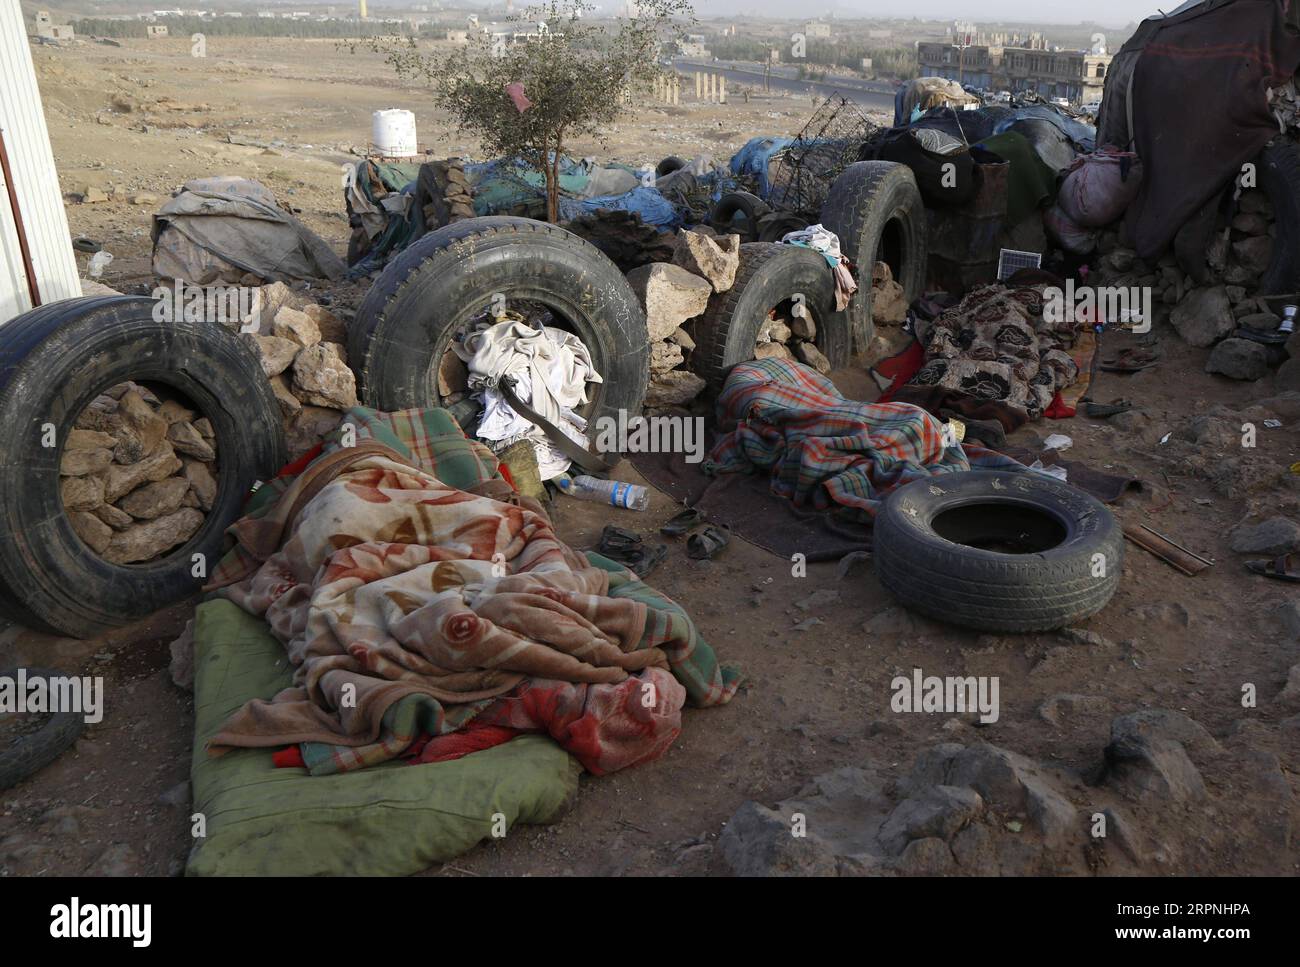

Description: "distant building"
34 10 74 40
917 28 1111 102
146 24 170 38
803 21 831 39
446 29 468 42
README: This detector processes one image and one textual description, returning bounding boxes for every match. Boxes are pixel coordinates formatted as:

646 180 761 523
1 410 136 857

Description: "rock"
1258 392 1300 420
271 305 321 348
156 399 194 424
719 800 839 876
1105 709 1220 805
1276 357 1300 392
672 230 741 292
113 389 169 464
182 459 217 511
169 619 195 691
117 477 191 520
1100 806 1146 863
1229 516 1300 555
794 341 831 374
244 333 300 377
795 588 841 612
1038 693 1112 727
87 844 140 877
872 278 909 324
758 317 792 343
649 340 685 374
1232 235 1273 273
65 428 117 450
1109 409 1150 433
625 262 714 340
668 326 696 351
437 351 469 397
241 281 301 333
878 785 984 854
69 510 113 554
836 550 870 579
892 836 957 875
268 373 302 420
60 447 113 476
103 442 182 503
304 304 347 343
291 342 358 409
159 780 191 809
644 370 705 407
61 475 105 512
103 508 204 563
128 191 158 207
92 502 134 531
1278 663 1300 709
80 186 108 204
1106 248 1136 272
1231 211 1270 235
1170 286 1234 348
167 421 215 461
1205 338 1269 381
194 417 214 441
790 312 817 342
287 406 344 461
754 341 794 360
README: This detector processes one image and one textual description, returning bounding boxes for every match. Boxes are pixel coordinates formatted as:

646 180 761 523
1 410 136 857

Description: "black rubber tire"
0 296 287 638
873 471 1123 633
755 212 810 243
819 161 928 354
1256 140 1300 295
350 216 649 425
692 242 851 390
0 667 86 792
710 191 771 239
655 156 687 178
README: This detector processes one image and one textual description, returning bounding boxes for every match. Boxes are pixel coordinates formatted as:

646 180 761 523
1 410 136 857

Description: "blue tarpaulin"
730 136 794 199
558 185 681 227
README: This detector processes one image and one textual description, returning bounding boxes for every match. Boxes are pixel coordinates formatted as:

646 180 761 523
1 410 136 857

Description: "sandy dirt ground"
1 37 1297 878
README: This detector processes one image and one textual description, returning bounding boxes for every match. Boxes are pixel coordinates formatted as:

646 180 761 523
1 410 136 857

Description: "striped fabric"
705 358 1027 520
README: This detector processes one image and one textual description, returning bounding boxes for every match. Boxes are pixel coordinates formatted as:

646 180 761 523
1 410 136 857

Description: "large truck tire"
350 216 649 424
1256 141 1300 295
0 667 86 792
819 161 928 354
873 471 1123 633
692 242 851 390
0 296 286 638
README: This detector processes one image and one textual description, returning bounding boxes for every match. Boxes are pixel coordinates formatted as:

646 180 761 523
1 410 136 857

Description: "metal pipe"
0 126 41 308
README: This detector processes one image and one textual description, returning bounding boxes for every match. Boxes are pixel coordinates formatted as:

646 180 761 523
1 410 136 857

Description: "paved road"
673 59 897 116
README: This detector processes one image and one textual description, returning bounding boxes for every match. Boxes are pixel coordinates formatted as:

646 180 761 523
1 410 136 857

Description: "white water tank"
0 7 83 324
371 109 417 157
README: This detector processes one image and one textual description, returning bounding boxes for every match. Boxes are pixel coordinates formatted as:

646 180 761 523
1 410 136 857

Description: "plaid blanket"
206 407 739 775
706 357 1026 520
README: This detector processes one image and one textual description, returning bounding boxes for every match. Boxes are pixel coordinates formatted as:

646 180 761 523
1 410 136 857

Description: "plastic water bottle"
554 474 648 511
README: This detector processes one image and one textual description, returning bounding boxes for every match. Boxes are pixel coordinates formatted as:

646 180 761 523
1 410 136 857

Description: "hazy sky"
693 0 1173 28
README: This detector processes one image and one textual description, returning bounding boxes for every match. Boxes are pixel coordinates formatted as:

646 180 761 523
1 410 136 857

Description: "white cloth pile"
454 318 602 480
781 223 858 311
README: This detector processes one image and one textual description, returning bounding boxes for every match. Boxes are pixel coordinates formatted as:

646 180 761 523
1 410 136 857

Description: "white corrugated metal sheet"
0 3 83 324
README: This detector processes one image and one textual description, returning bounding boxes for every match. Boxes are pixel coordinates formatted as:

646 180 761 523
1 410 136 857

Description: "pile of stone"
1087 186 1282 382
752 304 831 375
238 282 359 460
625 229 734 411
62 384 217 564
863 260 912 366
423 158 476 228
1267 80 1300 135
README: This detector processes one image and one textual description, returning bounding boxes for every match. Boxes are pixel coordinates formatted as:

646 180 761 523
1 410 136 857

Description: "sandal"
1084 399 1135 418
687 524 729 560
1245 553 1300 583
660 507 703 537
598 525 643 555
596 525 668 577
1099 348 1159 373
